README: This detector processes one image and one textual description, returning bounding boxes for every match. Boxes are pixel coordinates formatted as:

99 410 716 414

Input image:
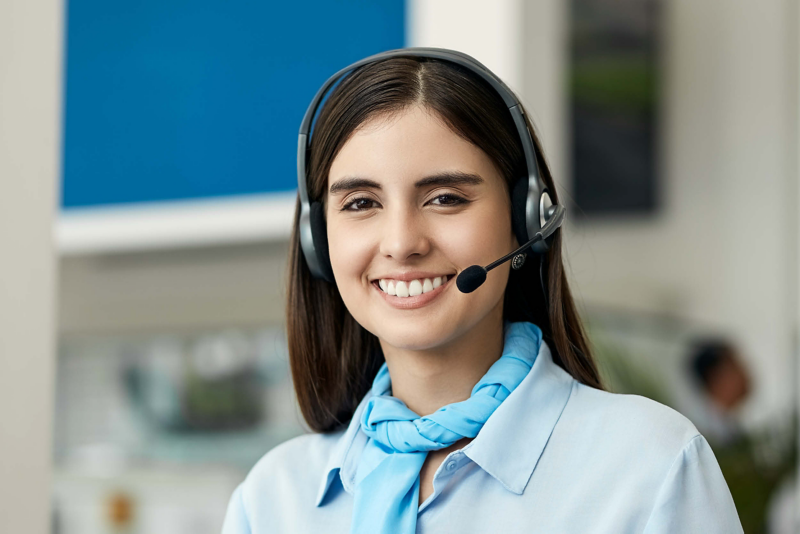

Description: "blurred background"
1 0 799 532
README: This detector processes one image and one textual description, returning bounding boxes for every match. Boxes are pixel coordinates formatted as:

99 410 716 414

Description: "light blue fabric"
221 327 743 534
350 321 541 534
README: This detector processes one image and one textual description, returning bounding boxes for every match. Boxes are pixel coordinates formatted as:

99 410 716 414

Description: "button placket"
442 451 463 475
420 451 469 514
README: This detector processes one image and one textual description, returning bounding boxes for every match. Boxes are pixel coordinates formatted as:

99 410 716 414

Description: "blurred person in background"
221 48 742 534
685 339 796 534
687 339 751 446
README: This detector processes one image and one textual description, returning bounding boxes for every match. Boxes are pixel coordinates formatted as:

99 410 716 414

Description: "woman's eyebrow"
328 171 484 195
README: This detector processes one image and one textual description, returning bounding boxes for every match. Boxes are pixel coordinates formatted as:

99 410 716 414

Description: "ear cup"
511 176 531 246
511 177 557 255
309 201 336 283
538 190 556 252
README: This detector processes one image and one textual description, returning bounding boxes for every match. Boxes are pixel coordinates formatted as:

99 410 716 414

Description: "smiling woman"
326 104 516 358
221 49 743 534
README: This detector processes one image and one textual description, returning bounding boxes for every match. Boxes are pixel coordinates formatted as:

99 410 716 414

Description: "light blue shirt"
222 339 743 533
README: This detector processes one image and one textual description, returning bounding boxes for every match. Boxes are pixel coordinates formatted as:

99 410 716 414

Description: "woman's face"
325 105 516 352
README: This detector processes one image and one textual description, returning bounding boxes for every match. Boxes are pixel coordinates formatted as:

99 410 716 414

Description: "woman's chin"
371 321 461 353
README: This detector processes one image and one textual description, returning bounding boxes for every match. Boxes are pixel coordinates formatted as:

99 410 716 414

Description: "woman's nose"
378 207 431 261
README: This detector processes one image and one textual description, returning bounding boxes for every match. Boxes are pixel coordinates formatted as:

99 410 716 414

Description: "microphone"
456 204 566 294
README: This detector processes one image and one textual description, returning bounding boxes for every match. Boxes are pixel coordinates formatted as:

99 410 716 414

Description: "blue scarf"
349 321 543 534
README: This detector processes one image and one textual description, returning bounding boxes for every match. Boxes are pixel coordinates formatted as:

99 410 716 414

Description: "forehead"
328 105 504 189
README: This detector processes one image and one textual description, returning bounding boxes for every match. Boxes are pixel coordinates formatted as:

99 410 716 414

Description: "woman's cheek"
328 220 373 292
452 208 513 268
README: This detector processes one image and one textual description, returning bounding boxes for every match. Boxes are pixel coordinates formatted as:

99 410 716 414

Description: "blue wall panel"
62 0 405 208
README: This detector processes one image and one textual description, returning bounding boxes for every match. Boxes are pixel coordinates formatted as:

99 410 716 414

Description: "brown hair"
287 57 603 433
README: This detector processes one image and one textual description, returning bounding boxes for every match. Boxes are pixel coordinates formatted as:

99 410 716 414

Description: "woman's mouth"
371 275 453 309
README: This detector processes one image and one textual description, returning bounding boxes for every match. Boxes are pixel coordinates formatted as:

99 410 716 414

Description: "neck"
380 303 506 416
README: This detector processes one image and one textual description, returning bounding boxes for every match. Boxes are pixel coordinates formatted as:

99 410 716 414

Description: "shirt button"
445 460 458 472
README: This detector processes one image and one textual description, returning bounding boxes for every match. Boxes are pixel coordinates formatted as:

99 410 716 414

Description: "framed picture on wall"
569 0 661 217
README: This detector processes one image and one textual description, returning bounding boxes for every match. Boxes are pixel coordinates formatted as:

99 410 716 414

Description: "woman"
222 48 742 533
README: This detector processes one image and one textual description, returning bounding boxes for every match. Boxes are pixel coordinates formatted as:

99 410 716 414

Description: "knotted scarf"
349 321 543 534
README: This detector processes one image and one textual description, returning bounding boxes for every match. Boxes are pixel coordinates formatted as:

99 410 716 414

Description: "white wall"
59 242 289 335
564 0 798 429
408 0 799 429
407 0 524 93
0 0 63 532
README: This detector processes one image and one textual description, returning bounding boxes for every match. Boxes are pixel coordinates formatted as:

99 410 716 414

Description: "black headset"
297 47 564 285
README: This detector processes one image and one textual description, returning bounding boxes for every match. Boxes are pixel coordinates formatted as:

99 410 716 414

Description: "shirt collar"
461 338 575 493
314 336 576 506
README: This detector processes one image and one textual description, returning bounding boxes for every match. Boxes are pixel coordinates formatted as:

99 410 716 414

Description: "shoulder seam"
640 434 703 532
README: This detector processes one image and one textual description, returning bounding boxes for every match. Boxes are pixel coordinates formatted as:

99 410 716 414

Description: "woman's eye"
429 194 467 206
342 197 378 211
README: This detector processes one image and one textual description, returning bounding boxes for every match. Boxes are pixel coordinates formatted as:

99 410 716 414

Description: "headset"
296 47 565 292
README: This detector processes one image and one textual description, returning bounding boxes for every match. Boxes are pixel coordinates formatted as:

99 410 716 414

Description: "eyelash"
341 194 468 212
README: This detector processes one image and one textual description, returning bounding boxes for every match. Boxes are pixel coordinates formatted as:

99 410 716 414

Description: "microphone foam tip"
456 265 487 293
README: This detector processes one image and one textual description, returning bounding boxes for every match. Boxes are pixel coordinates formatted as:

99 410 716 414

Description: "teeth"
409 280 423 296
377 276 449 297
395 281 409 297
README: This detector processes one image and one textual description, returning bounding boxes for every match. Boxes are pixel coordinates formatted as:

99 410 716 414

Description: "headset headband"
297 47 540 207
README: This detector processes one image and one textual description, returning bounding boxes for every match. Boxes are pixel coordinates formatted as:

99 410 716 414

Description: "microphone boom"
455 205 565 293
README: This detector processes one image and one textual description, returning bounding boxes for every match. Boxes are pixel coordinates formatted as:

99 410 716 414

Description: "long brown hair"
287 56 603 433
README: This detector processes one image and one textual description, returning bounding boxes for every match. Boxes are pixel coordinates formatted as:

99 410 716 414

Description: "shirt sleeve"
641 434 743 534
221 483 252 534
